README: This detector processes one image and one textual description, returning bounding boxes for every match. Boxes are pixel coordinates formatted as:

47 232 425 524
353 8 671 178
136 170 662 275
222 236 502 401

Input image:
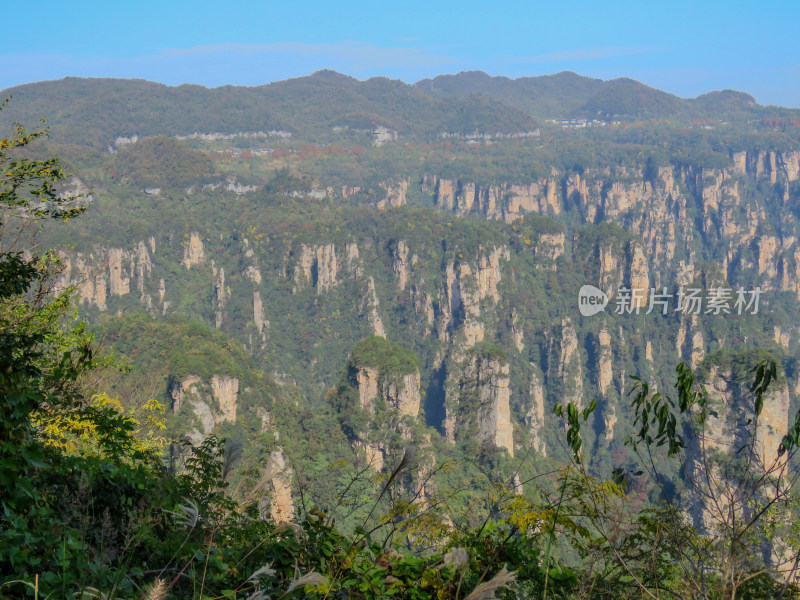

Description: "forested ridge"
3 72 800 599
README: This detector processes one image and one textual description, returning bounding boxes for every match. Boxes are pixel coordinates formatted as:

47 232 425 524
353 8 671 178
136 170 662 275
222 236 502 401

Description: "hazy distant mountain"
0 71 537 148
415 70 605 118
415 70 797 121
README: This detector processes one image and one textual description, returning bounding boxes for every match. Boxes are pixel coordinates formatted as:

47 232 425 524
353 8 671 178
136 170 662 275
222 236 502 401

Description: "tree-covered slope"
0 71 538 148
416 70 800 123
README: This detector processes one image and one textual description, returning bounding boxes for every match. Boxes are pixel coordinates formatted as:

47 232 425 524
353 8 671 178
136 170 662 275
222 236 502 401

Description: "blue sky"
2 0 799 106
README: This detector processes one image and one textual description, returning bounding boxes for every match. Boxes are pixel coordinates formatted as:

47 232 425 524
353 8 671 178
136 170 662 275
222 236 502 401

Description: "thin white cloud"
512 46 667 63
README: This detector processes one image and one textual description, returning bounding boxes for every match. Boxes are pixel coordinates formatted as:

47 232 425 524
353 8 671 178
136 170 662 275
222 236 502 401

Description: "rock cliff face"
423 175 560 222
59 241 158 312
550 319 583 411
55 143 800 475
265 448 294 523
436 246 508 346
698 363 790 467
377 179 409 209
182 232 205 269
447 351 514 457
426 151 800 300
344 337 423 470
169 374 239 443
293 243 339 293
686 358 792 531
525 370 547 456
354 363 421 419
211 375 239 424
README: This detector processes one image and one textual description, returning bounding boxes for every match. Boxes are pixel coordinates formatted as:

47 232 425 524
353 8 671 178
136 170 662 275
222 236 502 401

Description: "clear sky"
2 0 799 107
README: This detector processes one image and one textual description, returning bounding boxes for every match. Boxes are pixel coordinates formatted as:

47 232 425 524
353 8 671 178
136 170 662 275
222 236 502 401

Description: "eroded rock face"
448 354 514 457
429 175 562 221
170 374 239 442
687 361 791 531
547 318 584 413
526 370 547 456
627 244 649 308
699 365 790 465
60 240 161 311
365 277 386 337
377 179 409 209
354 439 385 471
253 291 267 334
355 365 421 419
357 366 381 412
535 232 565 266
266 448 294 523
182 232 205 269
387 372 422 418
315 244 338 292
437 248 507 345
169 375 202 414
596 327 613 396
346 338 423 473
107 248 131 296
212 262 228 328
212 375 239 424
392 241 411 291
292 243 345 294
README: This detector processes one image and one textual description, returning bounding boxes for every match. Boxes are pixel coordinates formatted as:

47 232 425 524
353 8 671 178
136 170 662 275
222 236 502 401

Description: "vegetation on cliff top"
349 335 420 375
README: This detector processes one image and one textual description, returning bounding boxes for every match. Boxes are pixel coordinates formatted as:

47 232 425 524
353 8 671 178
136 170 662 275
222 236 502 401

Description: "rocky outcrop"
700 364 790 465
292 243 342 293
169 374 239 443
346 338 422 471
253 291 267 334
354 365 421 419
211 375 239 424
534 232 566 266
525 370 547 456
354 439 385 471
626 243 649 309
169 375 202 414
242 238 263 284
427 175 561 221
182 232 205 269
437 247 507 345
265 448 294 523
596 327 613 396
357 366 381 412
212 262 228 328
687 358 792 530
448 351 514 457
315 244 338 292
60 242 156 311
420 153 800 309
107 248 131 296
293 244 315 290
392 241 411 291
549 318 584 411
364 277 386 337
377 179 409 209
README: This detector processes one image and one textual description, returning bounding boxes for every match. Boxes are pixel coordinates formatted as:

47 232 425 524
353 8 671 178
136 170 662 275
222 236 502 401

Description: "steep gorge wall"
55 147 800 467
426 151 800 300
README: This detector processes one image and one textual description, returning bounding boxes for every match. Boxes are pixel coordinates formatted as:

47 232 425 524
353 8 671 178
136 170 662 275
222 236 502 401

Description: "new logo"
578 285 608 316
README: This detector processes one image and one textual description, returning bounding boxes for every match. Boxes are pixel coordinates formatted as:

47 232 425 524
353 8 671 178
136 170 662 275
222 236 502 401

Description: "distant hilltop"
1 70 796 149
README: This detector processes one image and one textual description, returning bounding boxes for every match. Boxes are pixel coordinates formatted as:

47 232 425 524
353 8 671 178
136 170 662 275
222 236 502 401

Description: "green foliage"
554 356 800 600
1 73 538 149
349 335 420 376
0 98 85 220
466 341 509 364
112 136 217 189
